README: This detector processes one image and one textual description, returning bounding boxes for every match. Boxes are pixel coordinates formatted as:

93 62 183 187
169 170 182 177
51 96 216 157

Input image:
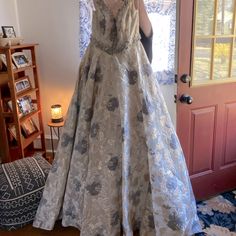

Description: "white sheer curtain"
79 0 176 84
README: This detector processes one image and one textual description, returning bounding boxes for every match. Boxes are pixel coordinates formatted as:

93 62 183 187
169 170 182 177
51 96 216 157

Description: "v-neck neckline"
100 0 127 20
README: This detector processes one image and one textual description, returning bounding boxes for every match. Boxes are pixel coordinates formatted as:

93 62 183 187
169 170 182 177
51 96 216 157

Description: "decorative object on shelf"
21 118 38 137
0 37 24 47
11 52 30 68
0 54 16 69
15 76 32 94
17 95 35 116
1 26 16 38
51 104 63 123
7 100 23 118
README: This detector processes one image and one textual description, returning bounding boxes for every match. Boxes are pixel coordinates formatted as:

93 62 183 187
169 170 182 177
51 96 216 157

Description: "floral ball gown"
33 0 202 235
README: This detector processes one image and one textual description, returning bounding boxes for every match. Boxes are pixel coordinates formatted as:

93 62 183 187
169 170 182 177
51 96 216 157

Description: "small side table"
47 121 64 158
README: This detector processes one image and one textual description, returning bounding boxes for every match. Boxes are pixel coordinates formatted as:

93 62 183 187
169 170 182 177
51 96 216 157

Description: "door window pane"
192 0 236 84
232 38 236 77
216 0 234 35
195 0 215 35
213 38 232 79
193 39 212 81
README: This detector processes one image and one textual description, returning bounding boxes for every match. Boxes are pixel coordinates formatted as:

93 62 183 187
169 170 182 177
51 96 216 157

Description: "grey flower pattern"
84 108 93 122
83 64 90 80
148 215 155 229
166 177 177 191
170 134 178 150
142 98 152 115
107 156 119 171
131 190 141 205
33 1 202 235
127 69 138 85
99 18 106 34
73 179 81 192
75 139 88 154
111 211 120 226
90 123 100 138
86 181 102 196
92 65 102 82
106 97 119 111
50 162 58 173
167 212 185 231
137 111 143 122
61 133 73 147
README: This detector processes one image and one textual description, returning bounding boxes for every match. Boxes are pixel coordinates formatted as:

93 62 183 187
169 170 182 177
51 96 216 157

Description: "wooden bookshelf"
0 43 45 163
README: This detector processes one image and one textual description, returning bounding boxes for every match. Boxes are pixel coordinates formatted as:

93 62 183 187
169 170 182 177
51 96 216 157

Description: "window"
192 0 236 85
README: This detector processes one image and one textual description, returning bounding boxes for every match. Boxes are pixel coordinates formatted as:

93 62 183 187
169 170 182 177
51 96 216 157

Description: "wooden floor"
0 222 140 236
0 221 80 236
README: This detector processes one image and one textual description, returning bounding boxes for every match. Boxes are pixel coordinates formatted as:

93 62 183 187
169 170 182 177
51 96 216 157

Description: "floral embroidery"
91 123 100 138
127 70 138 85
84 108 93 122
61 133 73 147
86 181 102 196
107 156 119 171
107 97 119 111
75 139 88 154
111 211 120 226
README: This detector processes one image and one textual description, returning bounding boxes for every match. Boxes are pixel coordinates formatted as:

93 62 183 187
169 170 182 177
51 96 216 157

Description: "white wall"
0 0 20 35
16 0 80 136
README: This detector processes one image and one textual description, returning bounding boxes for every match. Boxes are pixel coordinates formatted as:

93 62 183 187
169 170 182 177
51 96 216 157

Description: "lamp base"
51 118 64 123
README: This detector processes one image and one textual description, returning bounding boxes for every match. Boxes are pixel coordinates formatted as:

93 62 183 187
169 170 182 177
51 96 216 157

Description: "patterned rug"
197 190 236 236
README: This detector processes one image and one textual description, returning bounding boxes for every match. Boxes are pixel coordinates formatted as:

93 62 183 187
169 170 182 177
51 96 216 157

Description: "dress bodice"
91 0 140 54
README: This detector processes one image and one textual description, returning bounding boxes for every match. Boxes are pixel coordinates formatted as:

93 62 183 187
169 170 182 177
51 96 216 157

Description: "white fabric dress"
33 0 202 235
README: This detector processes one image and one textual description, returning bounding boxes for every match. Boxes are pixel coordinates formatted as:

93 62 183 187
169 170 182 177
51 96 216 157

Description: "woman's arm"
134 0 152 37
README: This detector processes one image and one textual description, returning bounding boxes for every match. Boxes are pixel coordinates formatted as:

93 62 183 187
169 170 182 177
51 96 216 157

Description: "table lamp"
51 104 63 123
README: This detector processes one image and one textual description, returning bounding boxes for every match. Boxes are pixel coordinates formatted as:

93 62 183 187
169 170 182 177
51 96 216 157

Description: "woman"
33 0 202 235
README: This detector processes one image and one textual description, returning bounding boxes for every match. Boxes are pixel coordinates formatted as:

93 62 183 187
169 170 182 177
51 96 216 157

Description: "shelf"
16 88 39 98
23 130 43 149
19 109 40 123
13 65 36 74
3 109 40 122
0 43 39 51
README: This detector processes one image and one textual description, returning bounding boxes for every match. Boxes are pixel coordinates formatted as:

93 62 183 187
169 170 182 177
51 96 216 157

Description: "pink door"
177 0 236 200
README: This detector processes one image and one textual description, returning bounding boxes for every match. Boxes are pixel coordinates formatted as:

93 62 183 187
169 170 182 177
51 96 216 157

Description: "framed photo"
15 76 32 94
0 54 16 69
17 95 35 116
7 100 23 118
21 118 38 137
11 52 30 68
1 26 16 38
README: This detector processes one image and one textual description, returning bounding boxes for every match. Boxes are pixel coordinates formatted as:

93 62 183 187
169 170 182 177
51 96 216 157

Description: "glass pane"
213 38 232 79
232 38 236 77
193 39 212 81
195 0 215 35
216 0 234 35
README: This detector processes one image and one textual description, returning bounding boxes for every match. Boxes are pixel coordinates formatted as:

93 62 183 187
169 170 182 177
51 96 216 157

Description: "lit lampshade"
51 104 63 123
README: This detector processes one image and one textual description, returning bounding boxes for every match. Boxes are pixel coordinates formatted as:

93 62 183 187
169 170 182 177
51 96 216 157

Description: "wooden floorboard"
0 221 80 236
